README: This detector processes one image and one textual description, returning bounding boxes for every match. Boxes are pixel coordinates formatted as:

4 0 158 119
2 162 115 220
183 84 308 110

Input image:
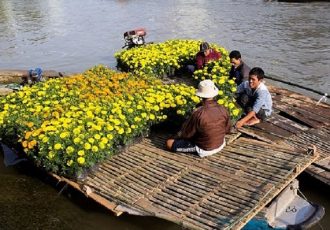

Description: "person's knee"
166 139 174 151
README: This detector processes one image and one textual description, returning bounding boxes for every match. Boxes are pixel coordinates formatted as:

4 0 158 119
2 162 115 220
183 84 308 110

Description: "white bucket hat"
195 79 219 98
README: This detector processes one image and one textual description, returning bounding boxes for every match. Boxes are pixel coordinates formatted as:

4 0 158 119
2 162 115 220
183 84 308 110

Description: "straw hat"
196 79 219 98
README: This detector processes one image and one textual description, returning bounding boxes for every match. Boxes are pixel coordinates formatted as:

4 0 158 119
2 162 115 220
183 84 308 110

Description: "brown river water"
0 0 330 229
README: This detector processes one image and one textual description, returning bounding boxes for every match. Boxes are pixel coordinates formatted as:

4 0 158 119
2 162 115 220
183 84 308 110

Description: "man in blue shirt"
235 67 272 128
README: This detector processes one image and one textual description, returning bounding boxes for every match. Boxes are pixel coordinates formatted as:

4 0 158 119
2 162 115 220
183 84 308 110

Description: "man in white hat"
166 79 231 157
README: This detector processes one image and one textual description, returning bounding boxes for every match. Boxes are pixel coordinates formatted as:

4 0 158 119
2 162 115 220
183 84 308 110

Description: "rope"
265 75 329 98
297 188 324 230
317 93 328 105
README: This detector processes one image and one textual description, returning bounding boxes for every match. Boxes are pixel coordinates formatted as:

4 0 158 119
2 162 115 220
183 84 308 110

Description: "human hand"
235 120 244 129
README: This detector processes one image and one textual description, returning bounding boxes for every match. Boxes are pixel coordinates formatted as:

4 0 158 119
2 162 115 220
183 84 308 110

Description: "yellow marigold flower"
73 137 81 144
118 128 124 135
54 143 62 150
60 132 69 139
149 114 155 120
99 142 106 149
94 125 102 131
218 90 224 96
92 146 99 152
94 134 101 140
25 131 32 140
153 105 160 111
67 160 73 166
22 141 28 148
218 78 225 85
127 108 134 113
231 87 237 93
101 137 108 144
134 116 141 122
27 122 34 128
78 150 85 156
88 138 95 144
232 109 240 116
48 151 55 159
217 99 225 105
84 143 91 150
73 128 81 135
228 103 235 109
42 136 49 143
126 128 132 134
86 111 94 118
228 79 235 85
106 124 114 131
77 157 85 165
66 146 75 155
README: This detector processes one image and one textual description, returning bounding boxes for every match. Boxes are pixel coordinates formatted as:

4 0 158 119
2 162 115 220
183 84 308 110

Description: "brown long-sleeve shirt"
179 100 231 150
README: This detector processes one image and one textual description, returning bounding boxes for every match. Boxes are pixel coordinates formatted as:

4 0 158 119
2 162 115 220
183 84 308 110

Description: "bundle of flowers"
193 61 241 118
115 39 241 119
0 65 199 177
115 39 228 77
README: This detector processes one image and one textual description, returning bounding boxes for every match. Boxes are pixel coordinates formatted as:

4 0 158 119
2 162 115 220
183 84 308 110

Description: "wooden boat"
0 70 329 229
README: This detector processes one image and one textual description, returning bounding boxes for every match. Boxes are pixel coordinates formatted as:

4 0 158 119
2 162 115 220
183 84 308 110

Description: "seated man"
187 42 222 73
166 79 231 157
235 67 272 128
229 50 251 85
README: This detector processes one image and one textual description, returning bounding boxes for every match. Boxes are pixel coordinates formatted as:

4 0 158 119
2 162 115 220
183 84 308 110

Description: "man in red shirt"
187 42 222 73
166 79 231 157
196 42 222 69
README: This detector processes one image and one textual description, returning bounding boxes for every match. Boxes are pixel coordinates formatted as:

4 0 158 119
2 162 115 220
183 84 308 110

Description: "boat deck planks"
71 132 317 230
240 85 330 186
48 84 328 229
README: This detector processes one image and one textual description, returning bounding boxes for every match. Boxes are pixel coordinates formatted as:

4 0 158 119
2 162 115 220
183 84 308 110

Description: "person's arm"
235 111 256 128
178 111 199 139
242 63 251 82
215 50 222 60
196 53 204 70
252 90 268 115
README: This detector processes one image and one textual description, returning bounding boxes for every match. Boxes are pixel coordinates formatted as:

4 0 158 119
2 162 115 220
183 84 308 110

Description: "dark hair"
229 50 241 59
249 67 265 80
200 42 210 52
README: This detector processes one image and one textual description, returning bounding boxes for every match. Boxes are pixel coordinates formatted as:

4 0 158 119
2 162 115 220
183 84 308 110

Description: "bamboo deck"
1 73 328 229
53 131 318 229
240 85 330 186
49 84 330 230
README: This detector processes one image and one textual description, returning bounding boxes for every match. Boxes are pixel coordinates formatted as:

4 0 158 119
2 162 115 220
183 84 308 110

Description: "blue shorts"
171 139 197 153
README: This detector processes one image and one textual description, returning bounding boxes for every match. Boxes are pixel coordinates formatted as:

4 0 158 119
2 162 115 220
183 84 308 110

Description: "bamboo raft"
1 71 328 229
53 130 318 230
240 85 330 186
50 85 329 230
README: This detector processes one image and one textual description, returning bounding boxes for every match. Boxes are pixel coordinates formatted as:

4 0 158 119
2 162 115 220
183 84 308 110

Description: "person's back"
166 79 231 158
188 100 230 150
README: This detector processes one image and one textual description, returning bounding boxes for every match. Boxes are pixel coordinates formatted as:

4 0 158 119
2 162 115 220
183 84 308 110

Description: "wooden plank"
253 121 293 137
266 113 308 134
271 88 330 118
273 101 324 128
238 127 283 143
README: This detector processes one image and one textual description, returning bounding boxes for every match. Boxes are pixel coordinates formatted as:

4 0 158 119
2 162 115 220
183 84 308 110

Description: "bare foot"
246 117 260 126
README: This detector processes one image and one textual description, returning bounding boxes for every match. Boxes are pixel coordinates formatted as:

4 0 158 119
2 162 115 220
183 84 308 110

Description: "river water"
0 0 330 229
